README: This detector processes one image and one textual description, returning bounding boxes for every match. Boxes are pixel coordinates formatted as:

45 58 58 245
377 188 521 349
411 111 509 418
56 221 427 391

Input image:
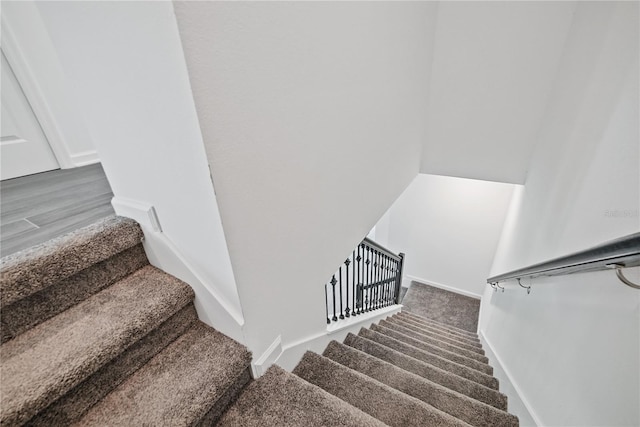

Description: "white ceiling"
421 2 577 184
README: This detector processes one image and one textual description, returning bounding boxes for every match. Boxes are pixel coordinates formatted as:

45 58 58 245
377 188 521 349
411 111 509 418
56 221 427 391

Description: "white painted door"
1 48 59 180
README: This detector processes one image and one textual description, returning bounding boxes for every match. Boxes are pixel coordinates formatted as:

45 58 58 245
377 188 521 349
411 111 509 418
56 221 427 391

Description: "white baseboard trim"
251 335 283 378
70 150 100 167
326 305 402 334
405 274 482 300
274 305 402 372
479 330 542 427
111 197 246 343
111 197 162 232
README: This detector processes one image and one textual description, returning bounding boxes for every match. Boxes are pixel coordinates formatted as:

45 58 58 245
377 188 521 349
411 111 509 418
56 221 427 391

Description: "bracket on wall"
606 264 640 290
517 278 531 294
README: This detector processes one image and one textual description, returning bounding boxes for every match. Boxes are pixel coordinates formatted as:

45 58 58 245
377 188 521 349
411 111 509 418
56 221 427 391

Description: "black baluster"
374 251 380 309
330 275 338 322
386 256 391 306
382 255 388 307
368 248 373 311
352 250 357 316
365 247 370 311
380 254 387 307
345 258 351 317
357 245 362 314
325 285 330 324
371 250 376 310
339 266 344 319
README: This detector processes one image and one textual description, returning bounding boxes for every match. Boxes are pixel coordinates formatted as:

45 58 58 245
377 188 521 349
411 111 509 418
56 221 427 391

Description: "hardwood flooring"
0 163 114 257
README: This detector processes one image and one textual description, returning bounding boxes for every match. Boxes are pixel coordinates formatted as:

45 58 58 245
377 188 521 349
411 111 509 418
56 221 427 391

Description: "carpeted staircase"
0 216 252 426
217 311 518 427
1 215 518 426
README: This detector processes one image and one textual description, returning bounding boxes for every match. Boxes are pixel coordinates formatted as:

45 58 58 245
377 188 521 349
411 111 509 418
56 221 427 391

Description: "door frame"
2 11 86 169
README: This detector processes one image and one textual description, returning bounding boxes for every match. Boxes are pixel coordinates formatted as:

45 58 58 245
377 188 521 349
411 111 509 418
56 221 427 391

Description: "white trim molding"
70 150 100 167
1 10 74 168
111 197 246 343
404 274 482 300
251 335 283 378
326 305 402 334
274 305 402 372
480 330 542 427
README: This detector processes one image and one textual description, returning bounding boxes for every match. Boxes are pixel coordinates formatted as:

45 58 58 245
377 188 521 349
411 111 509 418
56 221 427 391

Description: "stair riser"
383 319 484 353
1 244 149 344
370 325 493 376
294 352 468 427
375 323 489 364
392 315 481 345
399 313 478 339
27 305 198 426
323 342 518 427
345 334 507 410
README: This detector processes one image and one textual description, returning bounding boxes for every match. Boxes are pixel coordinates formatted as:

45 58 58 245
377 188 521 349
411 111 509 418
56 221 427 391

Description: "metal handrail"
363 237 402 262
487 232 640 289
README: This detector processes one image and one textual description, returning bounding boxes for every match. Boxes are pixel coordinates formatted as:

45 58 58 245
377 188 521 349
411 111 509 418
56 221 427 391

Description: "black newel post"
395 253 405 304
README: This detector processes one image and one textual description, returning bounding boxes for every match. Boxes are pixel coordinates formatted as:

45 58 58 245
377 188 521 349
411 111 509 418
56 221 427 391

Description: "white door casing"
1 48 59 180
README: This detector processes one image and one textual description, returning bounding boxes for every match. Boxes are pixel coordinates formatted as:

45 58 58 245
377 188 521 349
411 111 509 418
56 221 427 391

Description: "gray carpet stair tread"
1 244 149 344
323 341 517 427
346 332 507 410
29 305 199 427
400 312 479 338
370 324 493 376
395 313 481 341
377 320 489 364
1 216 143 308
294 351 471 427
217 366 387 427
0 265 194 426
392 314 481 345
73 322 252 427
382 318 485 355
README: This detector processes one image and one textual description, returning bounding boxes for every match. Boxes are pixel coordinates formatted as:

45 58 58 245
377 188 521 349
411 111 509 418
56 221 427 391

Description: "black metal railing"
325 238 405 324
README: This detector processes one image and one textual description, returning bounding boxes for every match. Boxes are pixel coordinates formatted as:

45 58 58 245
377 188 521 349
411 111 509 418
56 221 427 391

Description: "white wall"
1 1 97 167
421 1 576 184
174 1 436 358
479 3 639 426
30 1 245 341
373 174 515 299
